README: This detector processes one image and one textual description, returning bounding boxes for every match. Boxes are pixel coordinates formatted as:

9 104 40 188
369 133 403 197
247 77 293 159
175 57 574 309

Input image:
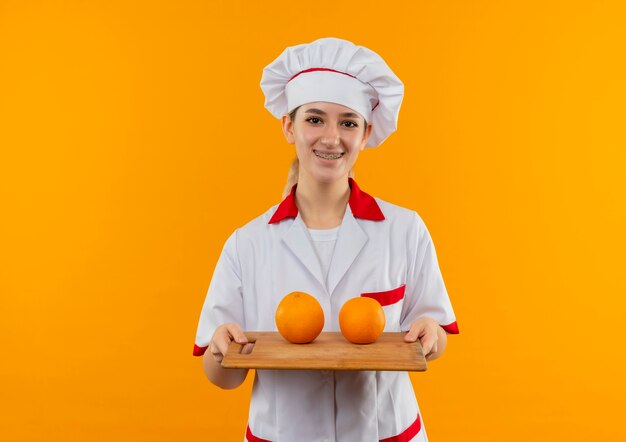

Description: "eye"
342 121 358 128
306 117 322 124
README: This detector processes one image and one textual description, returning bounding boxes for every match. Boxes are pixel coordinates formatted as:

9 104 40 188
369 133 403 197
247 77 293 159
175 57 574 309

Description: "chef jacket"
194 178 459 442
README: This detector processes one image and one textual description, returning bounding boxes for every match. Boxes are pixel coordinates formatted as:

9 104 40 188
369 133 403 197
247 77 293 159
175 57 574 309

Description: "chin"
311 171 349 184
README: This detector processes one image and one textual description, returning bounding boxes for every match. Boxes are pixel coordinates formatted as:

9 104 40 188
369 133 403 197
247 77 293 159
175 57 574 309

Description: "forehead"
300 102 363 120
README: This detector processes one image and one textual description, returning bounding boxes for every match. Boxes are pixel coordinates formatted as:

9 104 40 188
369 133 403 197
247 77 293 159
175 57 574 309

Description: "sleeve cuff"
441 321 459 334
193 344 208 356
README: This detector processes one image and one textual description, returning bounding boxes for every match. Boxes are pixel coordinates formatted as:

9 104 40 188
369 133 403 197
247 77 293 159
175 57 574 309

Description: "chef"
194 37 459 442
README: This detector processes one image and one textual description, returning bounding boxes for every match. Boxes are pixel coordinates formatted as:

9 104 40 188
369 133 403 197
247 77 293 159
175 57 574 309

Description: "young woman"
194 37 459 442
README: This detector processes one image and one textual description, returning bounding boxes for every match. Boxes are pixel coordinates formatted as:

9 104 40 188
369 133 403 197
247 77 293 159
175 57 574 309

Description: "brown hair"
281 106 364 199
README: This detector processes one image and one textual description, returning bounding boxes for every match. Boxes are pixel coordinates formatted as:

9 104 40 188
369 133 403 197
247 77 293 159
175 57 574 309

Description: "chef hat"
260 37 404 147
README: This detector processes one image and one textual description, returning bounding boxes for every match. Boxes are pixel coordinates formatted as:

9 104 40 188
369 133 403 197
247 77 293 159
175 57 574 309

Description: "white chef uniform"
194 178 459 442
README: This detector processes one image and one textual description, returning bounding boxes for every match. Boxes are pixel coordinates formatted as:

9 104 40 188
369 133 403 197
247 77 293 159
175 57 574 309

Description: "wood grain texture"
221 332 428 371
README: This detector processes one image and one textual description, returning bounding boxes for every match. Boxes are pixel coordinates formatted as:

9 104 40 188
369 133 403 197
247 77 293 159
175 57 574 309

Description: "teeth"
315 151 343 160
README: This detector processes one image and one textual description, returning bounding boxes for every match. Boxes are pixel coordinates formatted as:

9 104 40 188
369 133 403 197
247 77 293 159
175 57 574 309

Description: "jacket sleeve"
399 212 459 334
193 229 245 356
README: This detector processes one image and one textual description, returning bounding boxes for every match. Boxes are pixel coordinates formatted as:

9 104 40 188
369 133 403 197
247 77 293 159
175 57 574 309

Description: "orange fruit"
339 297 386 344
275 292 325 344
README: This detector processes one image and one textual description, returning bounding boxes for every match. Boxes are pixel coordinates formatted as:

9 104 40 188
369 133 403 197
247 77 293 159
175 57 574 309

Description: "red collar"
268 177 385 224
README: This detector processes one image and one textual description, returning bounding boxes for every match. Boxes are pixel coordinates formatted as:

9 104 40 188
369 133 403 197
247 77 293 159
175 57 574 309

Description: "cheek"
347 134 365 149
295 132 319 152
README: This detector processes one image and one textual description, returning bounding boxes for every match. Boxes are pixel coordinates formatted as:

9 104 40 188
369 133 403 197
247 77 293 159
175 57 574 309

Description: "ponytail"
282 156 300 199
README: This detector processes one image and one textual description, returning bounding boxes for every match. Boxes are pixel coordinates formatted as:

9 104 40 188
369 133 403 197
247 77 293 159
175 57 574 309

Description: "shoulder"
371 197 441 272
370 195 436 255
373 196 427 232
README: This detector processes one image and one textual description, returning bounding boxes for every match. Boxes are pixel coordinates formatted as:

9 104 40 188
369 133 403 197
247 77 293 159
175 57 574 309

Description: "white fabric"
195 196 455 442
307 225 339 289
260 37 404 148
286 70 377 123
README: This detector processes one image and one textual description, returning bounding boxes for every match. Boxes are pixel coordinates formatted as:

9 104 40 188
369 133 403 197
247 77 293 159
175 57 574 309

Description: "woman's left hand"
404 316 441 360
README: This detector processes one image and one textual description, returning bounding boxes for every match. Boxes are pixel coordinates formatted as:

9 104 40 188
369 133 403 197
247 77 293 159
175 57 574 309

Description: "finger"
404 322 424 342
213 332 233 357
226 323 248 344
420 330 437 356
425 342 438 360
209 342 224 363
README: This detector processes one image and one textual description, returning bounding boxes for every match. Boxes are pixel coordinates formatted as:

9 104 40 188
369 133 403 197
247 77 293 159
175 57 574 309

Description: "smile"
314 150 345 160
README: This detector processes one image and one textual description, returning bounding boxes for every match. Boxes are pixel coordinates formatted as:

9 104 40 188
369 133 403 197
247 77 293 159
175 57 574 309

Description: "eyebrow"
303 108 361 119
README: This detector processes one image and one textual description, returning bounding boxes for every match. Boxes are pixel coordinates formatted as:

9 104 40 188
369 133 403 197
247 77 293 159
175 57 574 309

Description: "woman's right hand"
208 323 248 363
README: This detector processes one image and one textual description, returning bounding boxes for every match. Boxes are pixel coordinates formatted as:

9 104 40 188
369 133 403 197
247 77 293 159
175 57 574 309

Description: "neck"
295 173 350 229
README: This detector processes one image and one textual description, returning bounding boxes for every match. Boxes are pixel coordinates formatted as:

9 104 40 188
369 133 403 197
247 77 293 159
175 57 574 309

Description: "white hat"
260 37 404 148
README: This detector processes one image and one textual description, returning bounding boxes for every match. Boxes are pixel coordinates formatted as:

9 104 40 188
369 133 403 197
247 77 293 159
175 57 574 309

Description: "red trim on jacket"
193 344 208 357
246 413 421 442
379 414 421 442
246 425 271 442
268 178 385 224
441 321 459 334
361 284 406 306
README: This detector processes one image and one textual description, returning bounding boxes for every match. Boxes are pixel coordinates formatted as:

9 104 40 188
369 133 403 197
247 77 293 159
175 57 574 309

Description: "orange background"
1 1 625 440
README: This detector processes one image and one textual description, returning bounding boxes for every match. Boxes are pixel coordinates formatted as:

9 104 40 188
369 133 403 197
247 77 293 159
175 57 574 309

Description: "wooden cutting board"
221 332 427 371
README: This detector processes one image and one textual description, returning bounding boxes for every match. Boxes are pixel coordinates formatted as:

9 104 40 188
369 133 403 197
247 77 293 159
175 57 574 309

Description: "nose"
320 124 340 147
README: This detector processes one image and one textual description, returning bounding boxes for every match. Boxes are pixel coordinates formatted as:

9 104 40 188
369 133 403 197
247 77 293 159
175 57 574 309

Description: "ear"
281 114 295 144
